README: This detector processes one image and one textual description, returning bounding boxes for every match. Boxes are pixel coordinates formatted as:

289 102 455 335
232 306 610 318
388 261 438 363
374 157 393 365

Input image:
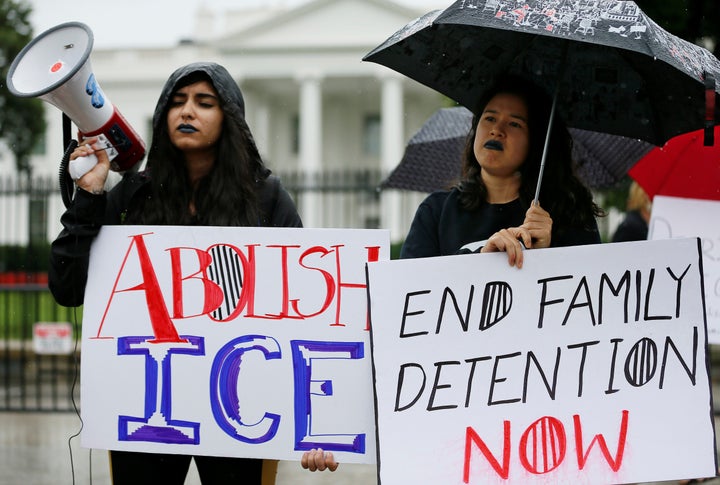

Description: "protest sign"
649 195 720 344
80 225 388 463
367 238 715 484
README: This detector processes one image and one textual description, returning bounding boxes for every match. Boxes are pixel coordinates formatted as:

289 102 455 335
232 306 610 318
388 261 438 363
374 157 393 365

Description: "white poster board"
80 226 389 463
367 238 716 484
649 195 720 344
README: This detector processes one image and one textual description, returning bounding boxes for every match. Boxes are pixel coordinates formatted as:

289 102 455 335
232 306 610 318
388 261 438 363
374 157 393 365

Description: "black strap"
59 114 77 208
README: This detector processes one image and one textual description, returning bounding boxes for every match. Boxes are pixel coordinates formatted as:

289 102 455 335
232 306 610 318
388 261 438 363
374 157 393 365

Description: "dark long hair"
125 69 268 226
458 74 604 232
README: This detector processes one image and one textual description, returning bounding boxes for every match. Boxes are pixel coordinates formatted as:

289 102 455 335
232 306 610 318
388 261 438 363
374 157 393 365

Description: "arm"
48 138 111 307
49 190 107 306
399 196 442 259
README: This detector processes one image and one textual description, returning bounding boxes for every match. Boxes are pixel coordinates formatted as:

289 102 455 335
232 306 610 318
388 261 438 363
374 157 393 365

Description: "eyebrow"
483 108 528 123
172 92 219 102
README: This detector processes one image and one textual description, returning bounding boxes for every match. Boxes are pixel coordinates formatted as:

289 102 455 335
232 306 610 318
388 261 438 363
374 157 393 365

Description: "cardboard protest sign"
649 195 720 344
80 226 388 463
367 238 716 484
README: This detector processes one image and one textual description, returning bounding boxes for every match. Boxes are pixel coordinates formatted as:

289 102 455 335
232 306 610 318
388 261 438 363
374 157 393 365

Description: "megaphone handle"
69 153 99 180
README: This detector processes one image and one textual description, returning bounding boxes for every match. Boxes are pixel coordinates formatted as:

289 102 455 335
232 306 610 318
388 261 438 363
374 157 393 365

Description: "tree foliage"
0 0 45 176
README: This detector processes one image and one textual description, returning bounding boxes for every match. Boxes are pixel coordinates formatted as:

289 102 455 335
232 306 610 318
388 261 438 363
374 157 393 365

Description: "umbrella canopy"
364 1 720 147
381 106 655 192
629 125 720 201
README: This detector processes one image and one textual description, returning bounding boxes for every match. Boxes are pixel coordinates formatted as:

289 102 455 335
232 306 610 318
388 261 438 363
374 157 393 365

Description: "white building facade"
3 0 451 246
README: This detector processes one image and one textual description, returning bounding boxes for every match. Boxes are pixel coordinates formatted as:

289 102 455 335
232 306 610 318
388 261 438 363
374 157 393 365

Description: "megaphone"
6 21 145 179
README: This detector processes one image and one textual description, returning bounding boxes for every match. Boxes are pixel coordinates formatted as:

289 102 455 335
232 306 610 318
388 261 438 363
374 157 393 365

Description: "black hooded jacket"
49 62 302 307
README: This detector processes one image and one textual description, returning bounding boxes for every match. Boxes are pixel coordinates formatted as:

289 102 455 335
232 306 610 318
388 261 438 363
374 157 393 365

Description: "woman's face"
166 80 224 155
473 92 530 178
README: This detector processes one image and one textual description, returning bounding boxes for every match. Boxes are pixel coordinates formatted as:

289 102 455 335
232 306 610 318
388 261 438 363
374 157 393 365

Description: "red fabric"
629 125 720 201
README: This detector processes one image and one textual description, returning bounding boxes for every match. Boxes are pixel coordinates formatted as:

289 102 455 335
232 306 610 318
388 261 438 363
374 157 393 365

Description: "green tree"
0 0 46 176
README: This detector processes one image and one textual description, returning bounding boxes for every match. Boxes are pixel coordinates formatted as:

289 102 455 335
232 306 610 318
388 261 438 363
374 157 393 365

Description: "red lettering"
291 246 336 318
519 416 566 474
206 244 258 322
463 411 628 482
98 233 185 343
263 245 302 319
463 422 511 482
168 247 223 319
332 245 381 328
574 410 629 472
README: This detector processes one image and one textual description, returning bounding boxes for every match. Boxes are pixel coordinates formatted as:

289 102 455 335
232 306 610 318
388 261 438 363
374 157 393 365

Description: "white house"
5 0 452 245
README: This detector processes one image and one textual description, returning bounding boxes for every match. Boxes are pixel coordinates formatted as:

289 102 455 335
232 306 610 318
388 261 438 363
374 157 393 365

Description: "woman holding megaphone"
49 62 302 485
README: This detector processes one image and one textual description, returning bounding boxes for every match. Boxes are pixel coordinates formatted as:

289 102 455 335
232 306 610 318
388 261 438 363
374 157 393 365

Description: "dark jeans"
110 450 264 485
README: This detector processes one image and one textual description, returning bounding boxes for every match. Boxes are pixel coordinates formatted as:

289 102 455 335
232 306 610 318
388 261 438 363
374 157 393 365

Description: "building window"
362 114 380 157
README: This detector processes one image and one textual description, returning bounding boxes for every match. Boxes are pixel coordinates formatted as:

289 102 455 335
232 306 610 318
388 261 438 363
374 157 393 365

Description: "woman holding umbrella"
399 74 603 267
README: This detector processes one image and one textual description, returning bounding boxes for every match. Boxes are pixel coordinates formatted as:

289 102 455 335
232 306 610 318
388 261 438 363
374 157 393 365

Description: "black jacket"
49 171 301 307
400 188 600 258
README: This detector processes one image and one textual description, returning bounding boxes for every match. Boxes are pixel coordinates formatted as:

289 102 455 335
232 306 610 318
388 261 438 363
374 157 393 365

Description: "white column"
297 73 323 227
253 98 271 162
380 75 405 242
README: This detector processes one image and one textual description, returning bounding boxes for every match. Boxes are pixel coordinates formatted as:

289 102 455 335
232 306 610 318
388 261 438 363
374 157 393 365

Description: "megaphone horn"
6 22 145 177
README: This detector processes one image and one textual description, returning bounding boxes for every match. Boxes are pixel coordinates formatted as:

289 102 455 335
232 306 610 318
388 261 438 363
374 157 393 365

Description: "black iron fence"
0 169 390 412
0 284 80 412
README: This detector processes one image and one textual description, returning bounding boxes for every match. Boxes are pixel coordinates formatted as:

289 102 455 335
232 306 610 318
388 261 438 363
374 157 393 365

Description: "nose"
180 101 194 120
490 122 505 137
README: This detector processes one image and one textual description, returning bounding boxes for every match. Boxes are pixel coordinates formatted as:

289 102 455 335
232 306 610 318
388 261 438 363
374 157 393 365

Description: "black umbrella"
381 106 655 193
364 1 720 147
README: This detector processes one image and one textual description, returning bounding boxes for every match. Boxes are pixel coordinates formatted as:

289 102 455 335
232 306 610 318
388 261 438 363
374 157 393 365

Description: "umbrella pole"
533 88 558 203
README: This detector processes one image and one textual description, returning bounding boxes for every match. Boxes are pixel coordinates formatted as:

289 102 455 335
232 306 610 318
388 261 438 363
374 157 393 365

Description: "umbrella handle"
533 87 558 203
705 73 716 147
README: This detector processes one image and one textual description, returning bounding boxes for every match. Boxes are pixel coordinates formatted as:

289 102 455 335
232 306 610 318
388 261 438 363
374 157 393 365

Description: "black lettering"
537 275 573 328
644 269 672 321
479 281 512 330
666 264 691 319
400 290 431 338
598 271 631 324
562 276 597 326
567 340 600 397
624 337 657 386
427 360 461 411
522 348 561 402
394 363 426 412
659 326 698 388
436 286 474 334
488 352 522 406
606 338 623 394
464 356 491 408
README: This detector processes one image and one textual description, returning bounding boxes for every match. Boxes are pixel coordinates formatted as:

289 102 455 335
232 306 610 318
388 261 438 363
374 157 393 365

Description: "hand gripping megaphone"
6 22 145 180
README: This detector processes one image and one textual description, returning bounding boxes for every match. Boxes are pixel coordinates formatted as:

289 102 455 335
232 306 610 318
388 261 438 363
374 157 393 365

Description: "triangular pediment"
213 0 430 50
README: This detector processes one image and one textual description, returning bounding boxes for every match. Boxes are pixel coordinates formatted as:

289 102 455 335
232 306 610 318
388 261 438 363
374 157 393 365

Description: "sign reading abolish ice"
367 238 716 484
80 226 389 463
649 195 720 344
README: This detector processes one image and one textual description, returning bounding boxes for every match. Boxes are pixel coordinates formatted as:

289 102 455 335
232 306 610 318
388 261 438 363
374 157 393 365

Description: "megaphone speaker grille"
7 22 93 98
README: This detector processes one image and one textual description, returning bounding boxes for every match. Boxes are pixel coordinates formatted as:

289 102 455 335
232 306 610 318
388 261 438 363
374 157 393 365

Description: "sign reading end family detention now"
80 225 388 463
367 238 716 485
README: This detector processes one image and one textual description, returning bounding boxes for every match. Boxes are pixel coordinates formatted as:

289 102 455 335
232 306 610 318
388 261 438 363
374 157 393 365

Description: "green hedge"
0 244 51 272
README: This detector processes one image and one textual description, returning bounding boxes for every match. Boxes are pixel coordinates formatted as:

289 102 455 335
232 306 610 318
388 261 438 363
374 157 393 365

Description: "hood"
152 62 245 132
